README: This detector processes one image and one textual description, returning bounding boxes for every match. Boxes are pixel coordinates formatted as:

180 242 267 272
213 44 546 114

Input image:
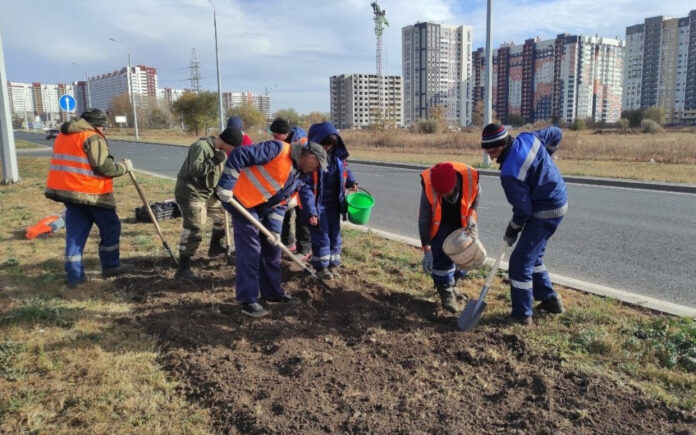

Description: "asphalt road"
15 131 696 309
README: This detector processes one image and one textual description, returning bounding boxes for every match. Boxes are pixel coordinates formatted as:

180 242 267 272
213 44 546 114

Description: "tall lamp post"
0 25 20 184
110 38 139 141
482 0 493 167
208 0 225 132
72 62 92 108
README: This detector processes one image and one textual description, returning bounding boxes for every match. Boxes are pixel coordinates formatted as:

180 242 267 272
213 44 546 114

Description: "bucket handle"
351 185 372 197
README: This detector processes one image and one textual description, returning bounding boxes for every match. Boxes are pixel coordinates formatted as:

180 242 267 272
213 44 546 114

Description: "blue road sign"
59 94 76 112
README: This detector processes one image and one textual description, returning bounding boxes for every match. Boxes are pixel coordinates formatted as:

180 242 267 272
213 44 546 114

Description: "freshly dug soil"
116 258 695 434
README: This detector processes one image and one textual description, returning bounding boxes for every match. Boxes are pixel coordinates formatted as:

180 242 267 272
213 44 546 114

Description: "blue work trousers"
230 206 286 304
430 224 467 286
508 216 563 318
308 202 342 269
64 203 121 285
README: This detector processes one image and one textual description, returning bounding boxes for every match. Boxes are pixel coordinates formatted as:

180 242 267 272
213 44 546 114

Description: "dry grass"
341 229 696 410
0 157 210 432
14 140 42 149
103 126 696 182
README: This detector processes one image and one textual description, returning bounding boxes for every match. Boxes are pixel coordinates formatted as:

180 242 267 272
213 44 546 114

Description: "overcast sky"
0 0 691 113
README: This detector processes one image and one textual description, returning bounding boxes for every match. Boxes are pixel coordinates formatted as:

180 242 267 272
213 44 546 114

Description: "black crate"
135 199 182 223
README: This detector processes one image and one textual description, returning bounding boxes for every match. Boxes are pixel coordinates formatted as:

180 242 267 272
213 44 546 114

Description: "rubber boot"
174 254 201 281
207 229 226 258
436 284 459 313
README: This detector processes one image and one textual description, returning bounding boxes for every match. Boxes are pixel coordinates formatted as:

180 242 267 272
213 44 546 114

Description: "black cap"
269 118 290 134
219 127 243 148
81 108 107 128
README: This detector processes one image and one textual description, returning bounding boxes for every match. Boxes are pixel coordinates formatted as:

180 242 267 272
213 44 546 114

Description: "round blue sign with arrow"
59 94 76 112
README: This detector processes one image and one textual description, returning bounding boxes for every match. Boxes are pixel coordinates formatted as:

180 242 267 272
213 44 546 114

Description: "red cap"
430 163 456 194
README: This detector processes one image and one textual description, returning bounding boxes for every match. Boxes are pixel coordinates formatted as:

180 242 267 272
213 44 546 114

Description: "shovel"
225 196 332 291
457 242 507 331
128 171 178 267
223 211 234 265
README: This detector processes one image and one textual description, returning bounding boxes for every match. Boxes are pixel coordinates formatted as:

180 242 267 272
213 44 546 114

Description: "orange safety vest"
421 163 479 240
233 142 294 208
46 130 112 195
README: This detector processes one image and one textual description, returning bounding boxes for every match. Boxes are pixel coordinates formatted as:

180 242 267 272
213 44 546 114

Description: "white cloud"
0 0 693 112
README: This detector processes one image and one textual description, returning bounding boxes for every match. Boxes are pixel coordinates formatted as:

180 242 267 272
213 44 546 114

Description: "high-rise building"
7 82 34 116
473 34 624 124
89 65 158 112
402 22 473 127
222 92 271 119
623 10 696 124
156 87 187 107
330 74 403 129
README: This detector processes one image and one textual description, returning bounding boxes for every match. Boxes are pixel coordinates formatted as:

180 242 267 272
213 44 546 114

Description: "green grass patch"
1 298 80 328
14 140 42 149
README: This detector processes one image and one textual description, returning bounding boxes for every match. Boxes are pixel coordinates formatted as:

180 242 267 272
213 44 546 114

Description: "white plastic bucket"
442 227 487 269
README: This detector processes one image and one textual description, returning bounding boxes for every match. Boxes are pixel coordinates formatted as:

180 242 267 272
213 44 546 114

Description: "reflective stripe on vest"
46 130 113 195
421 163 479 240
233 142 293 208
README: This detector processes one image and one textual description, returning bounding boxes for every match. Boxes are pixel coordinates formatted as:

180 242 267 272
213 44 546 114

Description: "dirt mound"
118 259 695 433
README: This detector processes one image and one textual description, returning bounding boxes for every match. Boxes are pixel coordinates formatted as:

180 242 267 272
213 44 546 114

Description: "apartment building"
7 82 34 117
222 92 271 119
89 65 158 112
473 34 624 124
402 22 473 127
330 74 403 129
623 10 696 123
156 87 187 107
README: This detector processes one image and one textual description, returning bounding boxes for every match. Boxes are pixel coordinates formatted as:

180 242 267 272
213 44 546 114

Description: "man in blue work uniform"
481 123 567 325
216 140 327 318
301 122 358 280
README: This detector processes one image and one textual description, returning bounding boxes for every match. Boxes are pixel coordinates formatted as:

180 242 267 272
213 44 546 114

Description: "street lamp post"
110 38 139 141
208 0 225 132
482 0 493 167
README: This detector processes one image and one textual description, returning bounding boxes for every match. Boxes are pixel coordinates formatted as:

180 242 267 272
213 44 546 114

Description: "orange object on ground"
26 215 65 239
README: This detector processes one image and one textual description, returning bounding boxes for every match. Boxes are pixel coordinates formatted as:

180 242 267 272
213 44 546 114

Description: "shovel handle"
477 242 508 301
129 171 178 267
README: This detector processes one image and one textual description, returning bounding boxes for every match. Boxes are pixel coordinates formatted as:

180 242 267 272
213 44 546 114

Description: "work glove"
212 149 227 164
503 221 522 247
215 186 234 203
422 251 433 274
122 158 133 173
466 215 478 237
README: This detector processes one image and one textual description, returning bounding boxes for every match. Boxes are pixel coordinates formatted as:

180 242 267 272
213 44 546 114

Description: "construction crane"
371 2 389 120
371 2 389 77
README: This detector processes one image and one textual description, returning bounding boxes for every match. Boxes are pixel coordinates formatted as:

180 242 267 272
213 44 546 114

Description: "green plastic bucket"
346 191 375 225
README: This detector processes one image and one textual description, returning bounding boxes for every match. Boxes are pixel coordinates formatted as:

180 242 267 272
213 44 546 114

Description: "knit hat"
81 108 107 128
430 163 457 194
269 118 290 134
303 141 328 171
226 116 243 130
481 123 508 149
219 127 243 148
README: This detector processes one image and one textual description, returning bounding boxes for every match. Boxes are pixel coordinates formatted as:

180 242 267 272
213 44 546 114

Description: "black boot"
174 254 201 281
207 229 226 258
436 284 459 313
535 296 565 314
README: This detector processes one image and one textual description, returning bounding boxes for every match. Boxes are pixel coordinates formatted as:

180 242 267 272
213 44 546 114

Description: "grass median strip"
0 156 210 432
1 156 693 431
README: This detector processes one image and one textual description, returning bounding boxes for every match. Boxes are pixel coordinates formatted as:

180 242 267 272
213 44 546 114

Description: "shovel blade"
457 299 487 331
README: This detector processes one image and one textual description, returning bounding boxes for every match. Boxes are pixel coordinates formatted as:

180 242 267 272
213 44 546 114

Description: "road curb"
350 159 696 194
343 222 696 319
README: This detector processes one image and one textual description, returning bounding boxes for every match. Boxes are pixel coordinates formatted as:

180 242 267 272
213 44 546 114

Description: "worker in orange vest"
419 162 480 313
216 140 327 318
45 108 133 288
